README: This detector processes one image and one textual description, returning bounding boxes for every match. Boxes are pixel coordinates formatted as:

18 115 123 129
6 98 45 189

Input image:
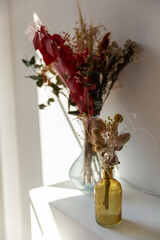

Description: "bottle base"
96 217 122 228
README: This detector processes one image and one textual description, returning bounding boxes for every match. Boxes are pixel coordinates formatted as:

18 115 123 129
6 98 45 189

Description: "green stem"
103 180 110 209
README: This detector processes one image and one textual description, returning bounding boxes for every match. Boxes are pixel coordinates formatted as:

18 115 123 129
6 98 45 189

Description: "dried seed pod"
114 114 123 123
116 133 131 146
95 144 102 152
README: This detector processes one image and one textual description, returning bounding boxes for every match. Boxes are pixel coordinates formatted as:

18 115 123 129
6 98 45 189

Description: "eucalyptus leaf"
50 83 61 96
47 98 55 105
34 64 42 68
29 56 35 65
39 104 46 110
68 110 80 116
22 59 30 67
36 79 43 87
56 75 63 85
26 75 43 80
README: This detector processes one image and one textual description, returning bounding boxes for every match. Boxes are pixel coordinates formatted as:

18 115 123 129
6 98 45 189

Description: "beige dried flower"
116 133 131 146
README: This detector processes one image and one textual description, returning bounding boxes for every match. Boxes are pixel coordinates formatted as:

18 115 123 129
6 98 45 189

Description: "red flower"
66 77 96 115
32 25 96 115
51 34 65 46
75 86 94 115
58 45 76 75
33 25 65 65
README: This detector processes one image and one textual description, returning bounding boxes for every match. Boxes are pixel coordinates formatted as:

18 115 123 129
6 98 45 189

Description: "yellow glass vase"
95 168 122 227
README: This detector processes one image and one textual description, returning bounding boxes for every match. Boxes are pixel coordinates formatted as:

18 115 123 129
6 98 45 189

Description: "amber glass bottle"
95 168 122 227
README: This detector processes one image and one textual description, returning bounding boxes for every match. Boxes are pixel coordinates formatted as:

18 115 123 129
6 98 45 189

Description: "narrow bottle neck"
103 168 114 179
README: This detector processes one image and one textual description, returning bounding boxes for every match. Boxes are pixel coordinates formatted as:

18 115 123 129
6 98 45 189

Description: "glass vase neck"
103 168 114 179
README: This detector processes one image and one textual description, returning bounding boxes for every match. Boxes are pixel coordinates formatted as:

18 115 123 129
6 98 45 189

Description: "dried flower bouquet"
23 11 138 116
23 8 138 187
86 114 130 208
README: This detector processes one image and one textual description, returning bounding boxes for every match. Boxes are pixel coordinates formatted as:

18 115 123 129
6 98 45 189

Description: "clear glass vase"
69 133 102 192
95 168 122 227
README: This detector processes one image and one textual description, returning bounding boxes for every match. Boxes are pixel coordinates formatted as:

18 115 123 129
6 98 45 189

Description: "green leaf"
22 59 30 67
47 98 55 105
68 97 76 106
56 75 63 85
22 56 36 67
39 104 46 110
93 98 103 115
88 71 100 83
50 83 61 96
68 110 80 116
93 99 103 106
34 64 43 68
29 56 35 65
25 75 43 80
36 79 43 87
50 83 61 91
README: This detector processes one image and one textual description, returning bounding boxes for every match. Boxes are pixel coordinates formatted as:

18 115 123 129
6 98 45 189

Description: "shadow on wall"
101 45 160 195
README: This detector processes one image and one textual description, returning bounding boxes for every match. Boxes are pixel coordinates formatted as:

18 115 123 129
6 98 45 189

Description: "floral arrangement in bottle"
84 114 130 226
23 7 138 189
85 113 131 171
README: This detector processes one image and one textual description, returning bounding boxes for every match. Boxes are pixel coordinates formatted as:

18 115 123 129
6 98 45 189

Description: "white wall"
0 0 23 239
0 0 42 239
97 0 160 195
34 0 160 194
11 0 160 193
0 138 5 240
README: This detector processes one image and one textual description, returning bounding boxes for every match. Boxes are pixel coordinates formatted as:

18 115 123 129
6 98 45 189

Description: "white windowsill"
30 180 160 240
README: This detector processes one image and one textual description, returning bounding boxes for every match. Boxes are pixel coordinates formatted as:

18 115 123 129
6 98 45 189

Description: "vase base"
70 176 95 192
